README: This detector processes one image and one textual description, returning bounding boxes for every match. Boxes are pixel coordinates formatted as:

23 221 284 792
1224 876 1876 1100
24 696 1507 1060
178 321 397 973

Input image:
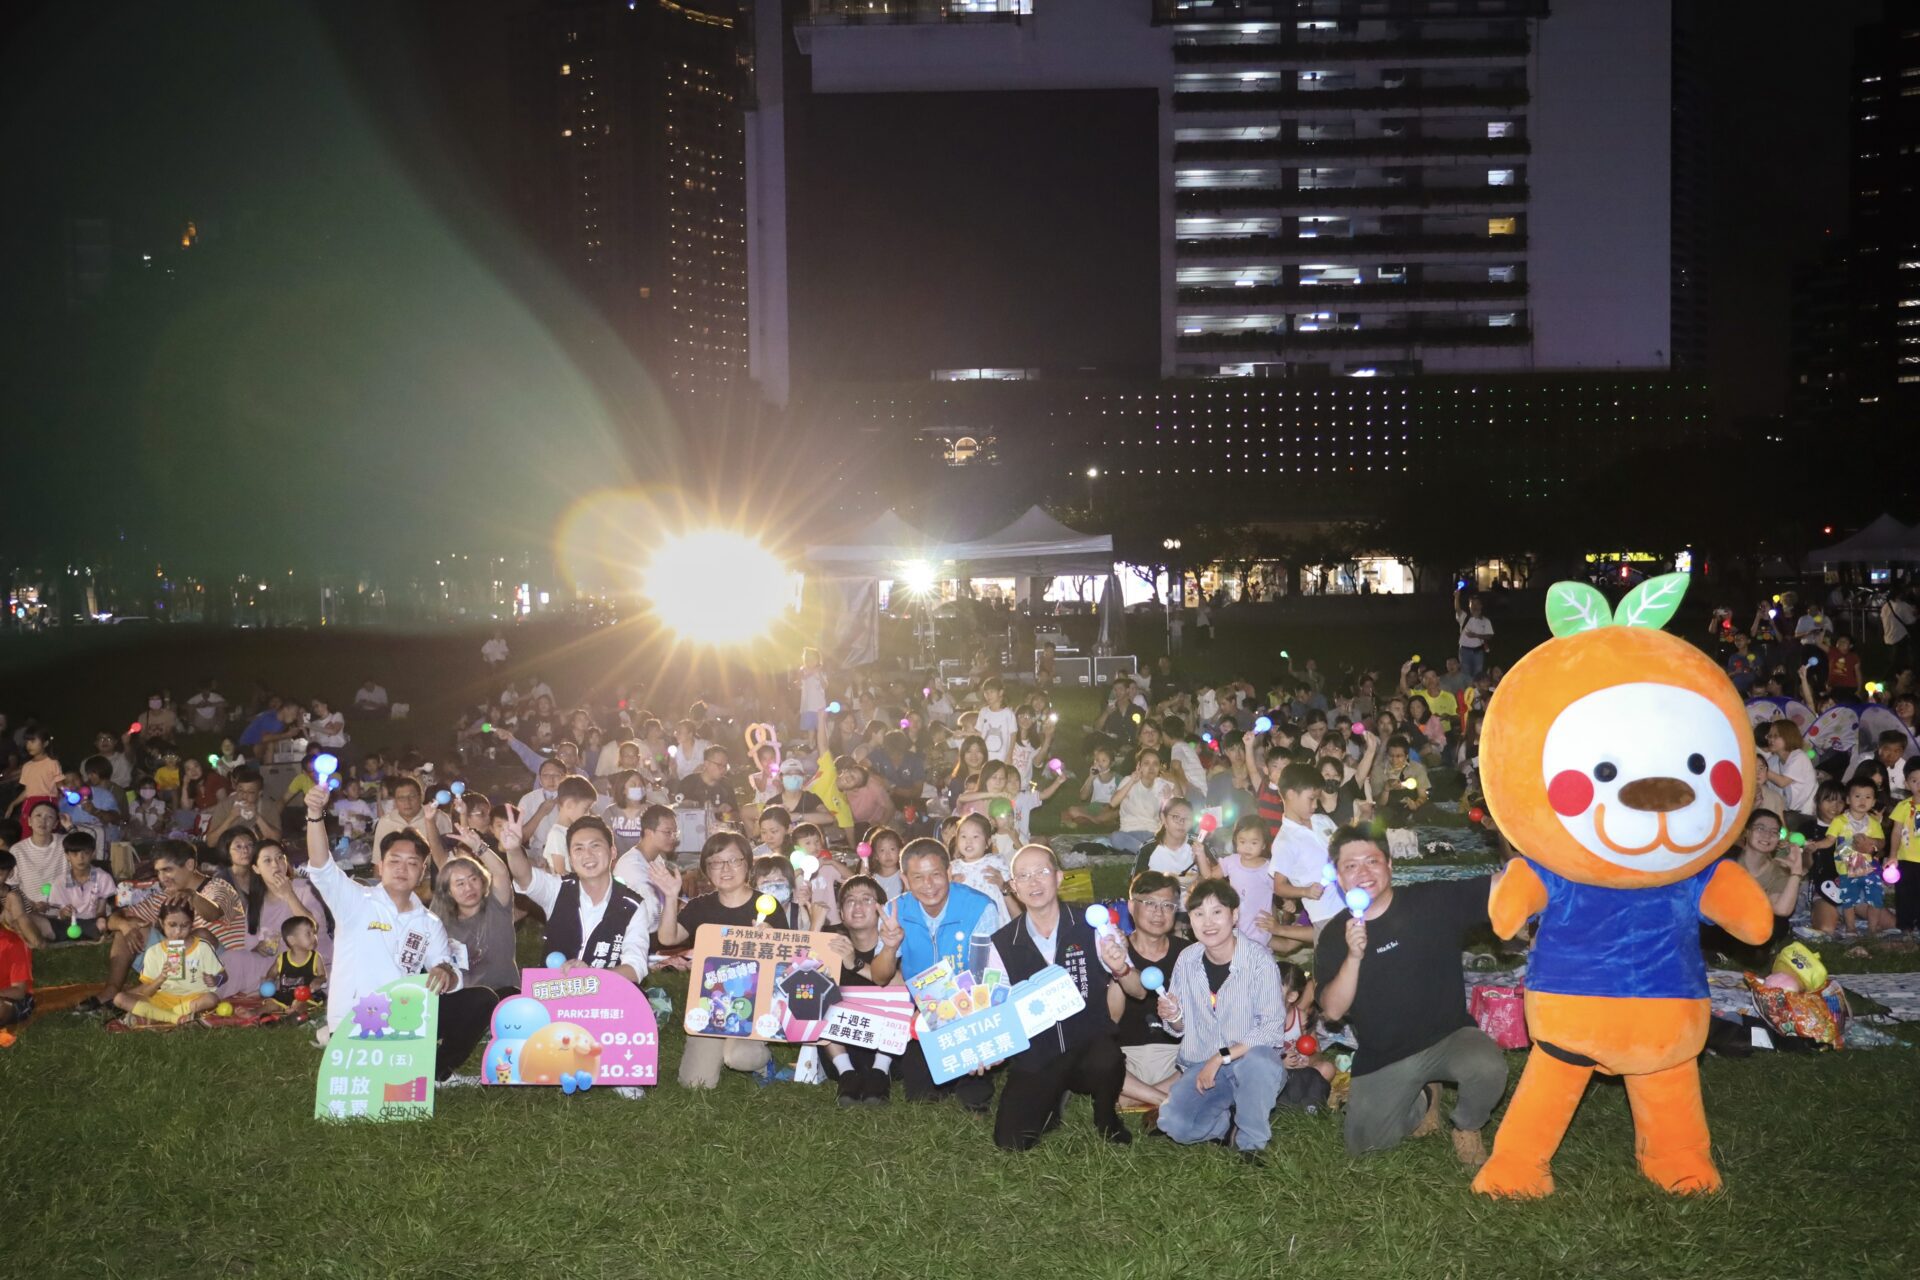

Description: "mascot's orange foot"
1471 1155 1554 1199
1639 1153 1722 1196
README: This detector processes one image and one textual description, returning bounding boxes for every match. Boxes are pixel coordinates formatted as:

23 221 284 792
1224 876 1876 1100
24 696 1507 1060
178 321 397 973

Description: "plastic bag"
1469 983 1530 1049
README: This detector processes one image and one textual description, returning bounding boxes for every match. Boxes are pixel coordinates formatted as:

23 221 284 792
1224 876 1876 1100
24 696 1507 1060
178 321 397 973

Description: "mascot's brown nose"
1617 777 1696 813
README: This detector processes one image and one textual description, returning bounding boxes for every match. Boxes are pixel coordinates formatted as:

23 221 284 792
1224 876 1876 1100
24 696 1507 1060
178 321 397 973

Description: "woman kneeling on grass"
1151 877 1291 1162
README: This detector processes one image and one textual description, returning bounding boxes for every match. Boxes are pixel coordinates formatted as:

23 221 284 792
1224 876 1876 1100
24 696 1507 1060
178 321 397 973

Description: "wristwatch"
1218 1047 1233 1066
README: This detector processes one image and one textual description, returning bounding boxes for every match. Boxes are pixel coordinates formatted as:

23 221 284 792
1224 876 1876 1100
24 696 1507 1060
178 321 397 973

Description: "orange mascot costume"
1472 574 1772 1198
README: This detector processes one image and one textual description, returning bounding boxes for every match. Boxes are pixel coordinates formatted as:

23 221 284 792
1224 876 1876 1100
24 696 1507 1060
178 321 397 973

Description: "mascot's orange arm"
1488 858 1548 939
1700 859 1774 946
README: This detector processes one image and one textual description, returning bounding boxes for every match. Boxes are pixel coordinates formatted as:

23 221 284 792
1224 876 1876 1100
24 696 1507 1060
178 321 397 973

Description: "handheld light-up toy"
545 951 566 969
754 893 778 925
1254 716 1273 734
1344 887 1373 915
313 753 340 791
1140 966 1164 993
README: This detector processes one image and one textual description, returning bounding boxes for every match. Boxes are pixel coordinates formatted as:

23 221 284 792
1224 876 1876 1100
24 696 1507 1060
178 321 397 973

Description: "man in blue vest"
891 838 1000 1113
984 844 1140 1149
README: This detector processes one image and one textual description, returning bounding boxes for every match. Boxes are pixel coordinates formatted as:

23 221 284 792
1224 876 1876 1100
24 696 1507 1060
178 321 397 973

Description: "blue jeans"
1458 646 1486 679
1157 1046 1287 1152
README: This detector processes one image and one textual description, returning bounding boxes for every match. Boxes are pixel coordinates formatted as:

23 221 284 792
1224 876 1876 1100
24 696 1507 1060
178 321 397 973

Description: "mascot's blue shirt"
1522 860 1717 999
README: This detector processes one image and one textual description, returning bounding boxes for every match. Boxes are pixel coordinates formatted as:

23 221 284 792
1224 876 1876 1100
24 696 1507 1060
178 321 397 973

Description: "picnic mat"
104 994 309 1034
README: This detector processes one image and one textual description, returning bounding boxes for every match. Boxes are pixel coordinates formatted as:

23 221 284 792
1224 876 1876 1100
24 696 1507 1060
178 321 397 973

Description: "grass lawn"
11 895 1920 1280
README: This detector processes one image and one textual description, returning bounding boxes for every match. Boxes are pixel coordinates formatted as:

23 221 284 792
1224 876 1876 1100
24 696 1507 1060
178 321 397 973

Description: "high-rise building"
509 0 748 405
751 0 1691 396
1849 2 1920 415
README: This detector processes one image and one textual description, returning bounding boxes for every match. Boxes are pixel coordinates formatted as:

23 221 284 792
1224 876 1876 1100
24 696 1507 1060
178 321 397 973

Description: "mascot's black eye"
1687 753 1706 775
1594 762 1618 782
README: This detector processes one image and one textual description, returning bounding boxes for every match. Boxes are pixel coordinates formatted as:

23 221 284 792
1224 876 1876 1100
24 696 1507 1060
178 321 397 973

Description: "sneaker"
72 995 105 1015
439 1073 485 1089
860 1067 892 1105
612 1086 646 1100
754 1060 779 1088
837 1071 864 1108
1098 1122 1134 1146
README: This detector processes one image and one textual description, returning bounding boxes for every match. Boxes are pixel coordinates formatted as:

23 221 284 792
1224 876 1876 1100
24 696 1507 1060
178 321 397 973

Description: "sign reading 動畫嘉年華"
684 924 844 1043
313 979 438 1122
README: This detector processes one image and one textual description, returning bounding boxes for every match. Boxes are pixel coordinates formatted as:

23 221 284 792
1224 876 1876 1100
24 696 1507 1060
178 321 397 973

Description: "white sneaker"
439 1073 485 1089
613 1086 646 1100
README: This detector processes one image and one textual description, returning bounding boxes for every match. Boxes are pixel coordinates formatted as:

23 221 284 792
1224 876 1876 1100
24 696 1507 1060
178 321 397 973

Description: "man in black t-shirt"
1106 870 1191 1109
1315 828 1508 1170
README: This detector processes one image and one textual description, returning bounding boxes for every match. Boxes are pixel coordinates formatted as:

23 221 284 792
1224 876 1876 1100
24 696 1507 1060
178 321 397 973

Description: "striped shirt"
1165 936 1289 1069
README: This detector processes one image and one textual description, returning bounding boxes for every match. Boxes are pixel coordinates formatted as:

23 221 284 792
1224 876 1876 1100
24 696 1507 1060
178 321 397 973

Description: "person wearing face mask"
137 693 180 742
603 770 652 853
752 856 822 930
126 777 171 842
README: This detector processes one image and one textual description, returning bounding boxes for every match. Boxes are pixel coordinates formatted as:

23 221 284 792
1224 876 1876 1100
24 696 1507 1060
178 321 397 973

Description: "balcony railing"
1178 325 1532 352
1178 232 1528 258
1175 136 1531 162
1174 86 1530 113
1177 183 1529 212
1177 280 1527 306
1173 36 1531 63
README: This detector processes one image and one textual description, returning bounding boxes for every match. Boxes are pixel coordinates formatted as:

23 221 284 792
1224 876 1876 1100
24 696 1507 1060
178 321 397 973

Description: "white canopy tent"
1807 514 1920 566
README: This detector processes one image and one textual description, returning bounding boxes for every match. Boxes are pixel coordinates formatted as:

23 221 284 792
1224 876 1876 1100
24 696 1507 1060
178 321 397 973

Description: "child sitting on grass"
1060 742 1120 831
0 916 31 1029
46 832 115 943
1275 960 1334 1112
270 915 326 1007
113 899 223 1026
948 812 1014 926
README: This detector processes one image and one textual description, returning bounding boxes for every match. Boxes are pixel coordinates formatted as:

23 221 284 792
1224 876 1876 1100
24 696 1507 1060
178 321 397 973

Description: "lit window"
1488 314 1519 327
1488 217 1518 236
1488 121 1515 138
1900 298 1920 307
1487 169 1516 187
561 63 571 75
1488 265 1517 283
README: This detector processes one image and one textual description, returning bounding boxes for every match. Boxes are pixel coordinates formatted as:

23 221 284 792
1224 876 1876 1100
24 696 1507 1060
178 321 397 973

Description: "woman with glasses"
1107 870 1191 1112
652 831 791 1089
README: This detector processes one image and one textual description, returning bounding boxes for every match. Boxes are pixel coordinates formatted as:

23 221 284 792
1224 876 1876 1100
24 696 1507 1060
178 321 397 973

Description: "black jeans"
434 986 502 1080
992 1035 1125 1151
901 1040 995 1112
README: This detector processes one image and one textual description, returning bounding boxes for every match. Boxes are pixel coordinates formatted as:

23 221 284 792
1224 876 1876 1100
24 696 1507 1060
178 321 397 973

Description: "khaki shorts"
1123 1042 1180 1084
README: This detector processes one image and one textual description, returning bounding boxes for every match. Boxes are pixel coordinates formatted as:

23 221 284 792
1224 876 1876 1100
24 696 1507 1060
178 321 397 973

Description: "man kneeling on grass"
1313 827 1508 1169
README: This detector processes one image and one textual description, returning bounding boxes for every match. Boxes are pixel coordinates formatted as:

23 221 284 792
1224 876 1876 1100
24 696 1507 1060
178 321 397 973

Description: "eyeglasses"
1011 869 1056 885
707 857 746 871
1133 898 1177 914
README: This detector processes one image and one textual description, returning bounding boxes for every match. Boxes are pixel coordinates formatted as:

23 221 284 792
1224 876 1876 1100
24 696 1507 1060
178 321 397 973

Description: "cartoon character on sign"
518 1021 602 1086
386 984 429 1038
482 996 552 1084
352 992 392 1038
1473 575 1772 1199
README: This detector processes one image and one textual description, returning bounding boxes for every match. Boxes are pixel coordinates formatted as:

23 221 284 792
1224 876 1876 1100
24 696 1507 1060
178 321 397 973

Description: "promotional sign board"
314 979 438 1121
683 924 844 1043
482 967 660 1090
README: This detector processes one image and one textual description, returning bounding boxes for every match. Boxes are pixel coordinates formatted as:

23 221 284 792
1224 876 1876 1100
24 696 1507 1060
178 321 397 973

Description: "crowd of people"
1 578 1913 1166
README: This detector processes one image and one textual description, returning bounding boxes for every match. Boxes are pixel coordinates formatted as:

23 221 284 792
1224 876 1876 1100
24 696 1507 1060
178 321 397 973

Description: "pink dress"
218 879 333 998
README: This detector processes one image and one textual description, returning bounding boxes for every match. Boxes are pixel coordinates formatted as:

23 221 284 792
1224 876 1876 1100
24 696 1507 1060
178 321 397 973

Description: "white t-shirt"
1087 771 1119 805
1456 612 1495 650
307 857 462 1035
524 867 652 976
1170 741 1207 794
950 853 1012 927
482 638 509 664
186 691 228 731
354 684 389 710
7 835 65 896
309 712 348 750
516 785 561 849
1012 790 1044 844
799 671 827 713
611 850 667 929
1117 776 1176 834
334 798 375 837
1272 817 1340 924
976 706 1019 763
1144 841 1200 877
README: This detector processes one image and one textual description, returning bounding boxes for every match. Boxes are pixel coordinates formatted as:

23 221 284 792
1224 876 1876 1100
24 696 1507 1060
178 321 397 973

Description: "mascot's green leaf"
1544 581 1612 638
1615 573 1689 632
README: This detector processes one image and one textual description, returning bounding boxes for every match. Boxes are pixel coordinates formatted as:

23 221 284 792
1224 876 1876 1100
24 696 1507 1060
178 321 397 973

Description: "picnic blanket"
104 994 309 1034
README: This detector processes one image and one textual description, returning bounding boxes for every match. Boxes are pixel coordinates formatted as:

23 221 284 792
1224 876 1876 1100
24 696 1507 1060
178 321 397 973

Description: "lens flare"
642 530 788 646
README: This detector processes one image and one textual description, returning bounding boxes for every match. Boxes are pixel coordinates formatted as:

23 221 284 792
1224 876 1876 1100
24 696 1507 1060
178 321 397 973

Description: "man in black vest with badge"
983 844 1141 1150
501 814 652 987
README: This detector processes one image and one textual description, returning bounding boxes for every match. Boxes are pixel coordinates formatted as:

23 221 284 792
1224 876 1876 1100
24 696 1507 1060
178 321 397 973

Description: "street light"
1084 465 1100 511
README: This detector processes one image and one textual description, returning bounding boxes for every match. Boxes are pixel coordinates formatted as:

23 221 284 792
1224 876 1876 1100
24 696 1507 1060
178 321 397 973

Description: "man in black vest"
984 844 1142 1150
502 814 651 986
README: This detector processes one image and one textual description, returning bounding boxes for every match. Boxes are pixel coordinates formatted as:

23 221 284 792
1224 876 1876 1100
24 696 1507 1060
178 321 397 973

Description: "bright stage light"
643 530 787 645
898 559 938 597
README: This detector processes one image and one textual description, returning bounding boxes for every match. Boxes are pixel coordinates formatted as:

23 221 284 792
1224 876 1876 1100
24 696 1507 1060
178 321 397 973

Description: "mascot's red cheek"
1709 759 1743 806
1547 770 1595 816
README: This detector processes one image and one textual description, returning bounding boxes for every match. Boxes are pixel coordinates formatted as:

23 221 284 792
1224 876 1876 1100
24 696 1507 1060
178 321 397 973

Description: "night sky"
0 1 1884 571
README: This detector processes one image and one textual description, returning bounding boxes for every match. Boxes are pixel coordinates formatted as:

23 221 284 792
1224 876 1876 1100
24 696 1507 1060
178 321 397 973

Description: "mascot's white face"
1539 682 1749 875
